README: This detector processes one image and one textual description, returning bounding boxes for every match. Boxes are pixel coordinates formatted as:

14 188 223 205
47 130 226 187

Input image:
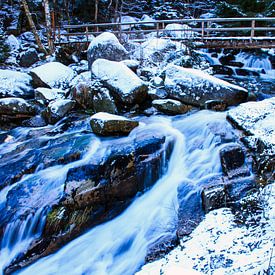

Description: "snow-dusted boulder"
35 88 64 103
120 59 139 73
69 71 91 88
119 16 138 30
92 59 148 105
0 70 34 99
164 65 248 107
139 15 156 28
90 112 139 136
152 99 192 115
5 34 20 51
134 38 176 63
87 32 129 68
44 99 75 124
30 62 76 89
19 48 39 67
164 24 194 39
0 98 35 115
227 98 275 176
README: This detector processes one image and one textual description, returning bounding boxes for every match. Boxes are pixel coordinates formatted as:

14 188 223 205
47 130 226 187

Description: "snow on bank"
138 184 275 275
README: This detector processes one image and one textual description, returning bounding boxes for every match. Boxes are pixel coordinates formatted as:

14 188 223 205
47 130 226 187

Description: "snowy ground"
138 184 275 275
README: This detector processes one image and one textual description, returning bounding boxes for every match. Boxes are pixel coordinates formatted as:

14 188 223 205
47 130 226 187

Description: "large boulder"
93 88 118 114
164 24 194 39
227 98 275 180
92 59 148 106
87 32 129 68
35 88 64 103
0 70 34 99
152 99 192 115
134 38 176 63
164 65 248 107
30 62 76 89
90 112 138 136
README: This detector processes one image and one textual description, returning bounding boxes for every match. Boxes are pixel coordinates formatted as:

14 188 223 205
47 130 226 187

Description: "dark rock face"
235 68 260 77
205 100 227 111
152 99 192 115
212 65 234 76
8 131 174 269
19 48 39 67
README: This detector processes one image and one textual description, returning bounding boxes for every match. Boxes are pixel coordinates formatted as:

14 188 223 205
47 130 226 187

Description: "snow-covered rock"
35 88 64 103
0 70 34 99
134 38 176 64
69 71 91 88
44 99 75 124
0 97 35 115
92 59 148 105
152 99 192 115
138 183 275 275
227 98 275 175
119 16 138 30
87 32 129 68
139 15 156 28
164 65 248 107
164 24 194 39
30 62 76 89
90 112 139 136
19 48 39 67
5 34 20 51
120 60 140 73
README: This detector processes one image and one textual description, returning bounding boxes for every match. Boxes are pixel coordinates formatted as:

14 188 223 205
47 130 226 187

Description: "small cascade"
19 111 231 275
0 208 48 272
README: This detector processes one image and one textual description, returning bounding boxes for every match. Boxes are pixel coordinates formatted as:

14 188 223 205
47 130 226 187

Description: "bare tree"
21 0 47 54
43 0 54 54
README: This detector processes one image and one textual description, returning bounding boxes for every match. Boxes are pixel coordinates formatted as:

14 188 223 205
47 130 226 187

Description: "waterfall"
18 111 228 275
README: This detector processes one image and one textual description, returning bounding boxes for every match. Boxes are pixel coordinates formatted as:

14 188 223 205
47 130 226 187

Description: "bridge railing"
54 17 275 45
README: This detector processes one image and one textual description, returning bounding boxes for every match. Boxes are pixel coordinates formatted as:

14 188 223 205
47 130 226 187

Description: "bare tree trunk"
43 0 54 54
21 0 47 54
94 0 99 23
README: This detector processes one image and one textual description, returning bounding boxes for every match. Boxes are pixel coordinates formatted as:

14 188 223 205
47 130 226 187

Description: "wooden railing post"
251 20 255 38
207 21 211 37
202 21 205 39
85 26 89 42
156 22 159 38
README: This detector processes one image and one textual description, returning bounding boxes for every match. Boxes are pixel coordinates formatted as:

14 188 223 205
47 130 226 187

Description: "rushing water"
0 111 232 275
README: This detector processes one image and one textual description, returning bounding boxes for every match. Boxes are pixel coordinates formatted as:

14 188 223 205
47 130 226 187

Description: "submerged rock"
87 32 129 68
164 65 248 107
152 99 192 115
0 70 34 99
30 62 76 89
90 112 138 136
92 59 148 106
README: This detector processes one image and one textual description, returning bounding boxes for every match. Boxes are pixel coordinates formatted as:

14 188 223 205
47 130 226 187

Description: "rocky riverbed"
0 8 274 274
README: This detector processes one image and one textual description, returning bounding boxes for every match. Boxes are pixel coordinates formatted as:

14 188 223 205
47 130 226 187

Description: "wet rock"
87 32 129 68
30 62 76 89
164 64 248 107
22 115 47 127
212 65 234 76
0 98 36 116
92 59 148 106
19 48 39 67
93 88 118 114
202 184 227 213
227 98 275 181
148 88 168 100
0 70 34 99
152 99 192 115
204 100 227 111
220 144 250 179
235 68 260 77
90 112 138 136
44 99 75 124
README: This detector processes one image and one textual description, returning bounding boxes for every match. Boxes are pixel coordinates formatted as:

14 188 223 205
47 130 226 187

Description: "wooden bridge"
54 17 275 49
